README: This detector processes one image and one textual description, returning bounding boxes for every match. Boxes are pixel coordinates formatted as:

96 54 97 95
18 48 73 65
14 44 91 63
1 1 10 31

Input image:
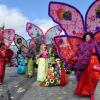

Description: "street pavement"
20 74 89 100
0 67 36 100
20 72 100 100
0 67 100 100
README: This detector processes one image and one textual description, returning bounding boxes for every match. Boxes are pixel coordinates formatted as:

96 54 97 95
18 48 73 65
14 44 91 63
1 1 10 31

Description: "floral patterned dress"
40 64 68 87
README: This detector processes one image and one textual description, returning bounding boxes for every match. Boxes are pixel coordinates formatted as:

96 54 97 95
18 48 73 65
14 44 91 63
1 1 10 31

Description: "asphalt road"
0 67 100 100
0 67 36 100
20 74 100 100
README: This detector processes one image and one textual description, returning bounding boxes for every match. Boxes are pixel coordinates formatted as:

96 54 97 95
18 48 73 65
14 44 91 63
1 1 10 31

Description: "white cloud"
33 18 65 35
33 18 57 33
0 4 65 41
0 4 29 39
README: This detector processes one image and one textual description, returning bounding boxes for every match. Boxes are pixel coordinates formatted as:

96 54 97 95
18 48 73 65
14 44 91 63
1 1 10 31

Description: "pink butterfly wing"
86 0 100 33
0 27 4 42
26 22 44 43
49 2 84 37
3 29 15 48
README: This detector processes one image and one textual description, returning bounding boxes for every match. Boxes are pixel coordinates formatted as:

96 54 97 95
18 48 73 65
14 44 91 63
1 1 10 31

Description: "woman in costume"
16 38 27 74
54 31 100 100
49 1 100 99
37 43 48 82
0 42 13 84
0 42 6 84
17 49 27 74
26 23 62 81
73 32 100 100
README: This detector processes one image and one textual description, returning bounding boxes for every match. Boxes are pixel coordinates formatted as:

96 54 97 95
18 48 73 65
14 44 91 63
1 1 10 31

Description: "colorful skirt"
40 67 68 87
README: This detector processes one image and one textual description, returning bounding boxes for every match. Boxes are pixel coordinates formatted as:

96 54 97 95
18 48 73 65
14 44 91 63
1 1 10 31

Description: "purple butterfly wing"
49 2 84 37
45 25 62 44
86 0 100 33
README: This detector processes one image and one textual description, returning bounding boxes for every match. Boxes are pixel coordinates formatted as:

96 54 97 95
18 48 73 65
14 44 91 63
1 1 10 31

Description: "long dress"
0 48 6 83
26 58 34 77
17 53 27 74
37 51 48 82
60 67 68 86
26 46 35 77
75 49 100 96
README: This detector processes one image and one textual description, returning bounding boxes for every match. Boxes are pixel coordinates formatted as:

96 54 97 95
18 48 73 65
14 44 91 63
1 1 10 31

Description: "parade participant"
17 45 27 74
26 23 62 81
49 1 100 99
0 42 7 84
17 52 27 74
14 35 28 74
0 43 14 83
37 43 48 82
26 43 36 78
74 33 100 100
